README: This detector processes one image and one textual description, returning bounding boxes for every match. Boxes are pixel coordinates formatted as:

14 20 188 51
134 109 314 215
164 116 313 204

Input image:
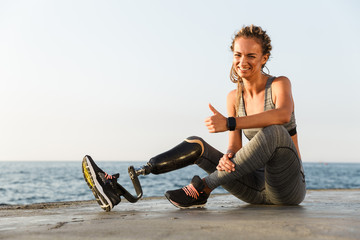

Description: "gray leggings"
194 125 306 205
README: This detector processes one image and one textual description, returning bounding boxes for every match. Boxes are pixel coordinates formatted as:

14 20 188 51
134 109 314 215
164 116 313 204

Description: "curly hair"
229 25 272 116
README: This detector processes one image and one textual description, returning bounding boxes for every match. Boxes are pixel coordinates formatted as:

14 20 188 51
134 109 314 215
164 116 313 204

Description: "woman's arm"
214 89 242 172
226 89 242 153
235 76 294 129
205 76 294 132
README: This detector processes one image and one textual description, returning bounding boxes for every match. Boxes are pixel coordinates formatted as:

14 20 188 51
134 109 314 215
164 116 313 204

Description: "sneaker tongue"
105 173 120 185
190 175 204 191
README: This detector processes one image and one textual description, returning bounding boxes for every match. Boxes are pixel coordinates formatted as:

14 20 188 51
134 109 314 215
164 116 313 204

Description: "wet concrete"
0 189 359 240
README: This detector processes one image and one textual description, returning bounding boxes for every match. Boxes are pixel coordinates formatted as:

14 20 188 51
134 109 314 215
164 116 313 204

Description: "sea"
0 161 359 206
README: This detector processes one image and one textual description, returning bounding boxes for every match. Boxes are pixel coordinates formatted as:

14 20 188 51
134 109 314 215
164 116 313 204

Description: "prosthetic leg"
82 137 204 208
134 137 204 176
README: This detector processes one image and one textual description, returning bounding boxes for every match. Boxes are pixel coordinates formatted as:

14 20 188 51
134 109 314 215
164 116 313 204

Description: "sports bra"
237 76 297 140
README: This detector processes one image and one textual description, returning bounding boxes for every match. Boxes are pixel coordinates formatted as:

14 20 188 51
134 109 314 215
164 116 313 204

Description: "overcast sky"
0 0 359 162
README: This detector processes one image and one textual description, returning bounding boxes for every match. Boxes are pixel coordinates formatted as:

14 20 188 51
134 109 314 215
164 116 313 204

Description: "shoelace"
104 173 119 180
182 184 200 199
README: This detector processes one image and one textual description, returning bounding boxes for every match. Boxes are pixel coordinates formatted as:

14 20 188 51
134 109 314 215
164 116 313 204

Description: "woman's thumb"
209 103 219 114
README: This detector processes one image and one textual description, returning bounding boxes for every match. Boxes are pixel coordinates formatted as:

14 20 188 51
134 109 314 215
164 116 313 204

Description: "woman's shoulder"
226 89 238 105
272 75 291 84
227 89 237 100
272 76 292 89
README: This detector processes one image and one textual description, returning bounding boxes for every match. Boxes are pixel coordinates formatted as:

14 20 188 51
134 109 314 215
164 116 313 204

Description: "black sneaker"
165 175 209 209
82 155 122 211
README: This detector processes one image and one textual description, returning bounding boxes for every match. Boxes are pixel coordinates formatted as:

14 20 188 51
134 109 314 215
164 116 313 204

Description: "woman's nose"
239 56 247 66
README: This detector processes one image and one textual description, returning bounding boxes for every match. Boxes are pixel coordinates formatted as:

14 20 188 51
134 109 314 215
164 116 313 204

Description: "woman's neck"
242 73 268 96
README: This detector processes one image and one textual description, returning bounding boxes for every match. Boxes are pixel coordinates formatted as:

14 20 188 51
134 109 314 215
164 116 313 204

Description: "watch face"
227 117 236 131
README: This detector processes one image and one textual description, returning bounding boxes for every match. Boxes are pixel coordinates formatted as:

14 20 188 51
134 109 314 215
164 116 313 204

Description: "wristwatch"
226 117 236 131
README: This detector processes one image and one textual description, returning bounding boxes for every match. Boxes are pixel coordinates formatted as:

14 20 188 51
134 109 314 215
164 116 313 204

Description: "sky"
0 0 359 162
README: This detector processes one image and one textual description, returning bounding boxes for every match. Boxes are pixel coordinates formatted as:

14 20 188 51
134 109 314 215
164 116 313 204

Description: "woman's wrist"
226 149 235 155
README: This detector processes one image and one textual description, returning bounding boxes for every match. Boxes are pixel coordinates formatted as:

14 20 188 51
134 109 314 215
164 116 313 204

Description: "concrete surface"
1 189 359 240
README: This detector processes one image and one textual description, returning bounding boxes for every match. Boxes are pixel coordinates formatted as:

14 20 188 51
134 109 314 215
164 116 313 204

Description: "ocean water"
0 161 359 205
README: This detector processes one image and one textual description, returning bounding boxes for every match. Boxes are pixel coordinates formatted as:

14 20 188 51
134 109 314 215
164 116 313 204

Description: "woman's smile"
238 66 251 71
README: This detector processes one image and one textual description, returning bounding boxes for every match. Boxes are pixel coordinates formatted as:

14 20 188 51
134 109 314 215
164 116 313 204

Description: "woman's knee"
186 136 204 143
185 136 205 155
186 136 223 173
260 125 292 146
262 125 288 136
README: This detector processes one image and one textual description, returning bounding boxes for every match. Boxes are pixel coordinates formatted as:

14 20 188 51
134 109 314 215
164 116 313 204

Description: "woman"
82 25 306 211
164 24 306 208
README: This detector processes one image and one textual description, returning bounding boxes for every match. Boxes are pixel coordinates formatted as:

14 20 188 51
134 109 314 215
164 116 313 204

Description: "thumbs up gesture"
205 104 228 133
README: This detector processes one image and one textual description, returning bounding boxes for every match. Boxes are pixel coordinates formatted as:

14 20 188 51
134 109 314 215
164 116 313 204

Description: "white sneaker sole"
166 196 206 209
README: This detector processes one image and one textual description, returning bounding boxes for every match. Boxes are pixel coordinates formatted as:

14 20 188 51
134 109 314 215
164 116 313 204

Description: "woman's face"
233 37 268 79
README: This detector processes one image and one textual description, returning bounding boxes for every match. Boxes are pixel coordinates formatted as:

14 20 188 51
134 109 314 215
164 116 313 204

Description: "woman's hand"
216 152 235 173
205 104 228 133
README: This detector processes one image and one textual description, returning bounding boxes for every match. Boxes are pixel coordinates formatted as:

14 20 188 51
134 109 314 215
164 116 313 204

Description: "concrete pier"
1 189 359 240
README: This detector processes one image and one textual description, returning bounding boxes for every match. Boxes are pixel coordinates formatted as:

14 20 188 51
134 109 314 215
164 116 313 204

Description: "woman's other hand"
216 152 235 172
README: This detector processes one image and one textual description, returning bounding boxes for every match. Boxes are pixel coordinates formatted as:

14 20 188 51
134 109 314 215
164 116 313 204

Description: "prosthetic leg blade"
120 166 143 203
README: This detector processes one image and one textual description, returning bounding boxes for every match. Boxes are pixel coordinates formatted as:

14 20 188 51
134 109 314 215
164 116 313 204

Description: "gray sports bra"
238 76 297 140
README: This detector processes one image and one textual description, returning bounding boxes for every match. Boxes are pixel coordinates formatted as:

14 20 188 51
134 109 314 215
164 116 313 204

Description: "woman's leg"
192 136 269 204
204 125 306 205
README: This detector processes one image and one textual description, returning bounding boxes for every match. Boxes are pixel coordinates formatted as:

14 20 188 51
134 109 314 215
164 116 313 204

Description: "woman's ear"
262 53 269 66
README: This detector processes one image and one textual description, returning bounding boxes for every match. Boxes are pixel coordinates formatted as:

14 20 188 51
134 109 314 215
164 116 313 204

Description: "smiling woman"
199 25 305 206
